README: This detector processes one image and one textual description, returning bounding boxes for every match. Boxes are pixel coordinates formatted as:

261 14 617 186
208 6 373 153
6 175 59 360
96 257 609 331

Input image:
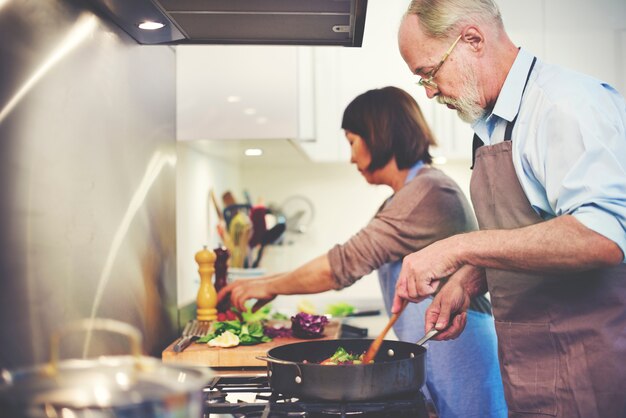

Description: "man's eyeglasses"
417 34 462 90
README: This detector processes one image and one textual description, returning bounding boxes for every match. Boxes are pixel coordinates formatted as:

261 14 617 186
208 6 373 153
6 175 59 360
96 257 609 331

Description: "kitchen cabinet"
302 0 626 163
177 45 314 142
177 0 625 160
296 0 474 163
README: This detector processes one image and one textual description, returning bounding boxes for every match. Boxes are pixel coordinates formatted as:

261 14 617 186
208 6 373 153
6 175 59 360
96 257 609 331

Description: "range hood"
88 0 368 47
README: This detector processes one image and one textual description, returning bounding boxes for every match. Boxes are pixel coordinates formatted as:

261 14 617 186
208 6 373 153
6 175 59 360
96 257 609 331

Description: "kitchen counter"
341 312 398 340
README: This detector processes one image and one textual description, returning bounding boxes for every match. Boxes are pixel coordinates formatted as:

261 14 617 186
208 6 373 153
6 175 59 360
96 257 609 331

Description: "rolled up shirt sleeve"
328 169 478 288
516 78 626 261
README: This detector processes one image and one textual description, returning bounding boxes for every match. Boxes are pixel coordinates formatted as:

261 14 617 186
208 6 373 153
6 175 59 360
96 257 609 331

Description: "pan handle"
415 328 439 346
256 356 303 383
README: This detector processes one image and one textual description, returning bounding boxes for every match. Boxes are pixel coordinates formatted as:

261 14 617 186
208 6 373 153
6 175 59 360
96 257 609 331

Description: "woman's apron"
469 60 626 417
378 162 507 418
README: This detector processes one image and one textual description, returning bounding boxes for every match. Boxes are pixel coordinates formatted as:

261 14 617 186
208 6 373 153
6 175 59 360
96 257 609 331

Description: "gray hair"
406 0 503 38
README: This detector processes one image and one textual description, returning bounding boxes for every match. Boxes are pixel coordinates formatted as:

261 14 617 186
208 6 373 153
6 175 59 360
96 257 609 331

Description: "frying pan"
257 338 428 401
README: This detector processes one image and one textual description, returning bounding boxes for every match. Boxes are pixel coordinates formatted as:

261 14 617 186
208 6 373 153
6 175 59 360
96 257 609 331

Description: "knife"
173 320 194 353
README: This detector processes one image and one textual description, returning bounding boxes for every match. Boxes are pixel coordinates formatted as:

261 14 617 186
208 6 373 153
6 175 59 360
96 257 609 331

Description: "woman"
218 86 507 418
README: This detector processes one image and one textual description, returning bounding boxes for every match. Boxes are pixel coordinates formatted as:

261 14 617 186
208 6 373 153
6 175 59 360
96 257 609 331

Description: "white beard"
436 66 485 124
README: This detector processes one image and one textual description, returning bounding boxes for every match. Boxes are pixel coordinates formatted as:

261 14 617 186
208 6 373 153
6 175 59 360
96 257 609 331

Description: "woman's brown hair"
341 86 436 171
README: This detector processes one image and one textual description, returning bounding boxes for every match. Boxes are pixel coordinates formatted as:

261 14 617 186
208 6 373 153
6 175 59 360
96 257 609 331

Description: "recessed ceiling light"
244 148 263 157
226 96 241 103
243 108 257 115
138 21 165 30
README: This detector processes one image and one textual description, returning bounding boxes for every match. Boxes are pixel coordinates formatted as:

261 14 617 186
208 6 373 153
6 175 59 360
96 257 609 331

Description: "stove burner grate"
202 375 430 418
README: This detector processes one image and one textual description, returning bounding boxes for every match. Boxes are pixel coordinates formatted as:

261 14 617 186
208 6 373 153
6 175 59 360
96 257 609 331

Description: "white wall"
176 142 241 305
239 158 473 313
241 160 390 312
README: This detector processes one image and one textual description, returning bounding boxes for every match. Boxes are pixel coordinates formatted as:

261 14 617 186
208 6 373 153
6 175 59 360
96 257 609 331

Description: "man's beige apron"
469 65 626 417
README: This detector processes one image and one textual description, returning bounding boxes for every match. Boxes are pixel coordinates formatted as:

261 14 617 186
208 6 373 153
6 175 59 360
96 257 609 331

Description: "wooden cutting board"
162 320 341 367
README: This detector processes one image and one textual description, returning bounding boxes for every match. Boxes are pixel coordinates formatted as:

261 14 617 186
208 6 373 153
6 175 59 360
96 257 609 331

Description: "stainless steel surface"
0 319 212 417
174 320 210 352
416 328 440 346
0 0 177 368
86 0 368 46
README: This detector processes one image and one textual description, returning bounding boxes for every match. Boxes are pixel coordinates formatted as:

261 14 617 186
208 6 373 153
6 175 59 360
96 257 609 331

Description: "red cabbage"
291 312 329 339
264 325 292 338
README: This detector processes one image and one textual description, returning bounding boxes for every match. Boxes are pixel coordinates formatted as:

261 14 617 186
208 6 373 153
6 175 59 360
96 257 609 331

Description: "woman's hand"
217 276 280 313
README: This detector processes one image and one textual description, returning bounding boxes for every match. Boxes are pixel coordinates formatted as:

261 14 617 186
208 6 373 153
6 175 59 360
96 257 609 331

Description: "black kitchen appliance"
85 0 368 47
202 374 430 418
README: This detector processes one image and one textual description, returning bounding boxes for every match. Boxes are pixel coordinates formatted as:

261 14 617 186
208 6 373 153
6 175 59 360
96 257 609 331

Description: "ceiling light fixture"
244 148 263 157
138 21 165 30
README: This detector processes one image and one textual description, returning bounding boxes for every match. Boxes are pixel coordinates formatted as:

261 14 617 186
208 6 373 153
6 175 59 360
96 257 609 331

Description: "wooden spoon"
362 299 409 364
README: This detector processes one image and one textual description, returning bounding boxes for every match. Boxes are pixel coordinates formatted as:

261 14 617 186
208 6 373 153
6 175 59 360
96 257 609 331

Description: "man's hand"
217 276 278 312
425 264 486 340
392 236 465 313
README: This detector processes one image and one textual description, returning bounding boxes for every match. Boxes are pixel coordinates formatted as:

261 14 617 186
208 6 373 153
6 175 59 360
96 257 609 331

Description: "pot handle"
45 318 143 376
415 328 439 346
256 356 303 383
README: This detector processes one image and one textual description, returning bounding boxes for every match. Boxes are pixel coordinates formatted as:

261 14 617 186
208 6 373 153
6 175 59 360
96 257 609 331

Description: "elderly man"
393 0 626 417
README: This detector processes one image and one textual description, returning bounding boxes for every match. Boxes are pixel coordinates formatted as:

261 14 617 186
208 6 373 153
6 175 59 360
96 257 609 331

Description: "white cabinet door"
177 45 313 141
297 0 475 162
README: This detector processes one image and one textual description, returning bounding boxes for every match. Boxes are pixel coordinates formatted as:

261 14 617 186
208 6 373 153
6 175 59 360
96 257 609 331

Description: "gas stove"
202 373 431 418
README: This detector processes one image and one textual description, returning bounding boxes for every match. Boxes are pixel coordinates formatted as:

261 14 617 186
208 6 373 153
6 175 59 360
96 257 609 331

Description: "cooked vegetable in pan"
313 346 371 365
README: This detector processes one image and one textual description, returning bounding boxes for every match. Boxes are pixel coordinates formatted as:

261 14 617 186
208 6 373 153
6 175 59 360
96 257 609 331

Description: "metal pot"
0 319 212 418
258 338 427 401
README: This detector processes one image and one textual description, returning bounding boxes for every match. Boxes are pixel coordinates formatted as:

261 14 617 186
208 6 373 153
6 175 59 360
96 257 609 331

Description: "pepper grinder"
195 245 217 321
213 247 230 312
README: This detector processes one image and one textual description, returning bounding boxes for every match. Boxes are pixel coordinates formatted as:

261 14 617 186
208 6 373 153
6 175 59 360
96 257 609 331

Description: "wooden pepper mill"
195 245 217 321
213 247 230 313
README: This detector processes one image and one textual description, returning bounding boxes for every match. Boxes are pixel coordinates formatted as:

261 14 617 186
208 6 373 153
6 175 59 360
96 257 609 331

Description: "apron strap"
471 57 537 169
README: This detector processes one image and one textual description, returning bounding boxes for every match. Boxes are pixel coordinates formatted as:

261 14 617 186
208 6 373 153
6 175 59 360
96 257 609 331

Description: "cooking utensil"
211 189 234 251
252 222 286 268
257 338 426 401
362 299 408 363
346 309 381 317
223 203 251 227
416 327 440 346
222 190 237 207
229 211 252 268
0 318 212 418
248 205 267 248
174 319 211 353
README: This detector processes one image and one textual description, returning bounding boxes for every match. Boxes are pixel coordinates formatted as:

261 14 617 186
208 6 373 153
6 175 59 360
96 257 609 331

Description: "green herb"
197 320 272 345
322 346 364 364
271 311 289 320
241 304 272 323
325 302 355 317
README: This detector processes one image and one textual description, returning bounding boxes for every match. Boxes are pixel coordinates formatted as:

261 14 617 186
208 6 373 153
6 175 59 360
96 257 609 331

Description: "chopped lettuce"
325 302 355 317
197 320 272 345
